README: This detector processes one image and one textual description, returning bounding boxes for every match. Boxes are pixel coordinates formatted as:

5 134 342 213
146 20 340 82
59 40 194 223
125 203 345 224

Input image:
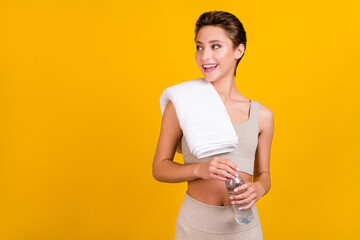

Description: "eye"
196 45 202 51
213 44 221 49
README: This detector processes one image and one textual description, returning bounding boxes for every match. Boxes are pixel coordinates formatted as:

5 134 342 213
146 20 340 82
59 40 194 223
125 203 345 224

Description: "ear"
234 43 245 60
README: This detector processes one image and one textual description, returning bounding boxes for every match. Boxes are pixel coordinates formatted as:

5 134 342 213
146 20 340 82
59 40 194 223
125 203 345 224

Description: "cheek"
223 52 235 65
195 55 202 65
216 50 231 63
227 49 236 58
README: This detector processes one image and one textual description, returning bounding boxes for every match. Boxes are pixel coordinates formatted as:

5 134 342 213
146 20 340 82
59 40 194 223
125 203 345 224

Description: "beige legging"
175 191 263 240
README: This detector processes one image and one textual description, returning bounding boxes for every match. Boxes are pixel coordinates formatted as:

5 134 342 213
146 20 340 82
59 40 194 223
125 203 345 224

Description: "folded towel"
159 78 238 158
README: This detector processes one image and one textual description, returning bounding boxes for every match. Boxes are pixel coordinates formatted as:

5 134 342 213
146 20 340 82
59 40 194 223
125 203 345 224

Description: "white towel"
159 78 238 158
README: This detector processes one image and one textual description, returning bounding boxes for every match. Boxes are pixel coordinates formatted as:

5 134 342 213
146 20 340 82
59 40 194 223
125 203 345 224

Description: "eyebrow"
195 40 223 44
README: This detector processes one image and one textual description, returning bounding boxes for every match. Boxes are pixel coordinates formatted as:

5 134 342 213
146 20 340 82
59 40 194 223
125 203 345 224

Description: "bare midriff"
187 171 253 206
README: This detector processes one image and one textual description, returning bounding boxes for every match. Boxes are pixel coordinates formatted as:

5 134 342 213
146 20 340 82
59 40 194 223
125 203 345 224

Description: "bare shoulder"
161 100 182 137
257 102 274 134
153 100 182 163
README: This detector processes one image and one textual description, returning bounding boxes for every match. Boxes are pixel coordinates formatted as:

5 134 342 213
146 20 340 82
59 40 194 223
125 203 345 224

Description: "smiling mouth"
202 64 218 72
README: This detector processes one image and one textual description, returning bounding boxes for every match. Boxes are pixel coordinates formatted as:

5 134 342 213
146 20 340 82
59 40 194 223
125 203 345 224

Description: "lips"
202 64 218 73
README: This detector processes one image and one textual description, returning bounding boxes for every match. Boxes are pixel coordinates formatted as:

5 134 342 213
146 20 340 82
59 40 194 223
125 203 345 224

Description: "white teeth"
203 64 217 68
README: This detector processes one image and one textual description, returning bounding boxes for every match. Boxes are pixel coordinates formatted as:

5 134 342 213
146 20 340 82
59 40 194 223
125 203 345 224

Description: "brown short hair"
194 11 247 77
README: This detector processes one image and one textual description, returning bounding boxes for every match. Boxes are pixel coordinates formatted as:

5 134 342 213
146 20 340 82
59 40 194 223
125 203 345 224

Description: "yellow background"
1 0 359 239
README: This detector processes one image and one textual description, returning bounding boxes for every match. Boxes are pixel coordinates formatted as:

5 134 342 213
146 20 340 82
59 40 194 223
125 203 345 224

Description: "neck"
210 76 238 104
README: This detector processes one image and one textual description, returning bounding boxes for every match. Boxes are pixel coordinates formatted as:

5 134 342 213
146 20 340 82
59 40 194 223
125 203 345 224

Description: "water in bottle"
225 176 254 224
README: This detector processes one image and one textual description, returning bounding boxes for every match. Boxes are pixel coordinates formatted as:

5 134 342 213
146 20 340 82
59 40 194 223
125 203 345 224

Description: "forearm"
253 172 271 196
153 160 201 183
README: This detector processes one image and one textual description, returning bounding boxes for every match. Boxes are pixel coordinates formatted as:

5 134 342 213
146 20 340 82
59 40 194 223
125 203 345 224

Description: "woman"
153 10 274 239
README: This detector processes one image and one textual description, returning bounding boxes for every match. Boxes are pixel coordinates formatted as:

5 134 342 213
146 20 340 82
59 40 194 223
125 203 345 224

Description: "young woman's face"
195 25 241 82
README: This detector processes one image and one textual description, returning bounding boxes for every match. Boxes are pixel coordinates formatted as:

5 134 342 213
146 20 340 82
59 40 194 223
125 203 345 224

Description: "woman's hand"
197 157 240 181
229 181 266 210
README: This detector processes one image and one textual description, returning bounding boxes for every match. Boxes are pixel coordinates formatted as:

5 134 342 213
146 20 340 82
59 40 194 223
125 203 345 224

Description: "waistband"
176 191 261 234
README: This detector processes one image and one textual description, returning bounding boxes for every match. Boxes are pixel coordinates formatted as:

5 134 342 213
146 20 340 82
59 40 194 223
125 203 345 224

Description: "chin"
202 76 215 82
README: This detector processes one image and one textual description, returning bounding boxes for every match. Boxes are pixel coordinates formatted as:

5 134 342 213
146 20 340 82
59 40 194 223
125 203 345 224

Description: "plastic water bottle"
225 176 254 224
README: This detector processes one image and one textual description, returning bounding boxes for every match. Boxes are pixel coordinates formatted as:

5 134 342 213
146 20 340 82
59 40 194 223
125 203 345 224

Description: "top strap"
249 100 260 121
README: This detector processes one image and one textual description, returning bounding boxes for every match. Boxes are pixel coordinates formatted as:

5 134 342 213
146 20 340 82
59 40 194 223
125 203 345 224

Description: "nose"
201 46 212 61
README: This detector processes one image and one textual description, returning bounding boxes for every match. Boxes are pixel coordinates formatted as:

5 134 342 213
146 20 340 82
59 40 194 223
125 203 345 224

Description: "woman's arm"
152 100 201 183
152 100 239 183
229 104 274 210
252 104 274 196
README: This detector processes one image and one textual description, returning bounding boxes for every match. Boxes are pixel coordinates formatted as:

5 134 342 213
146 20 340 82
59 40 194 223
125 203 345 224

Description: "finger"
217 158 239 178
221 164 238 178
232 189 249 199
215 168 235 180
232 199 248 206
222 158 240 173
217 163 239 178
239 199 256 211
210 173 228 181
234 193 256 205
231 192 251 204
236 182 249 192
226 158 240 172
232 193 245 200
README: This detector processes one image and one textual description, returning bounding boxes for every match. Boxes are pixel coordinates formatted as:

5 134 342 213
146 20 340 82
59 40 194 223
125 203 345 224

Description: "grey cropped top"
178 99 260 175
